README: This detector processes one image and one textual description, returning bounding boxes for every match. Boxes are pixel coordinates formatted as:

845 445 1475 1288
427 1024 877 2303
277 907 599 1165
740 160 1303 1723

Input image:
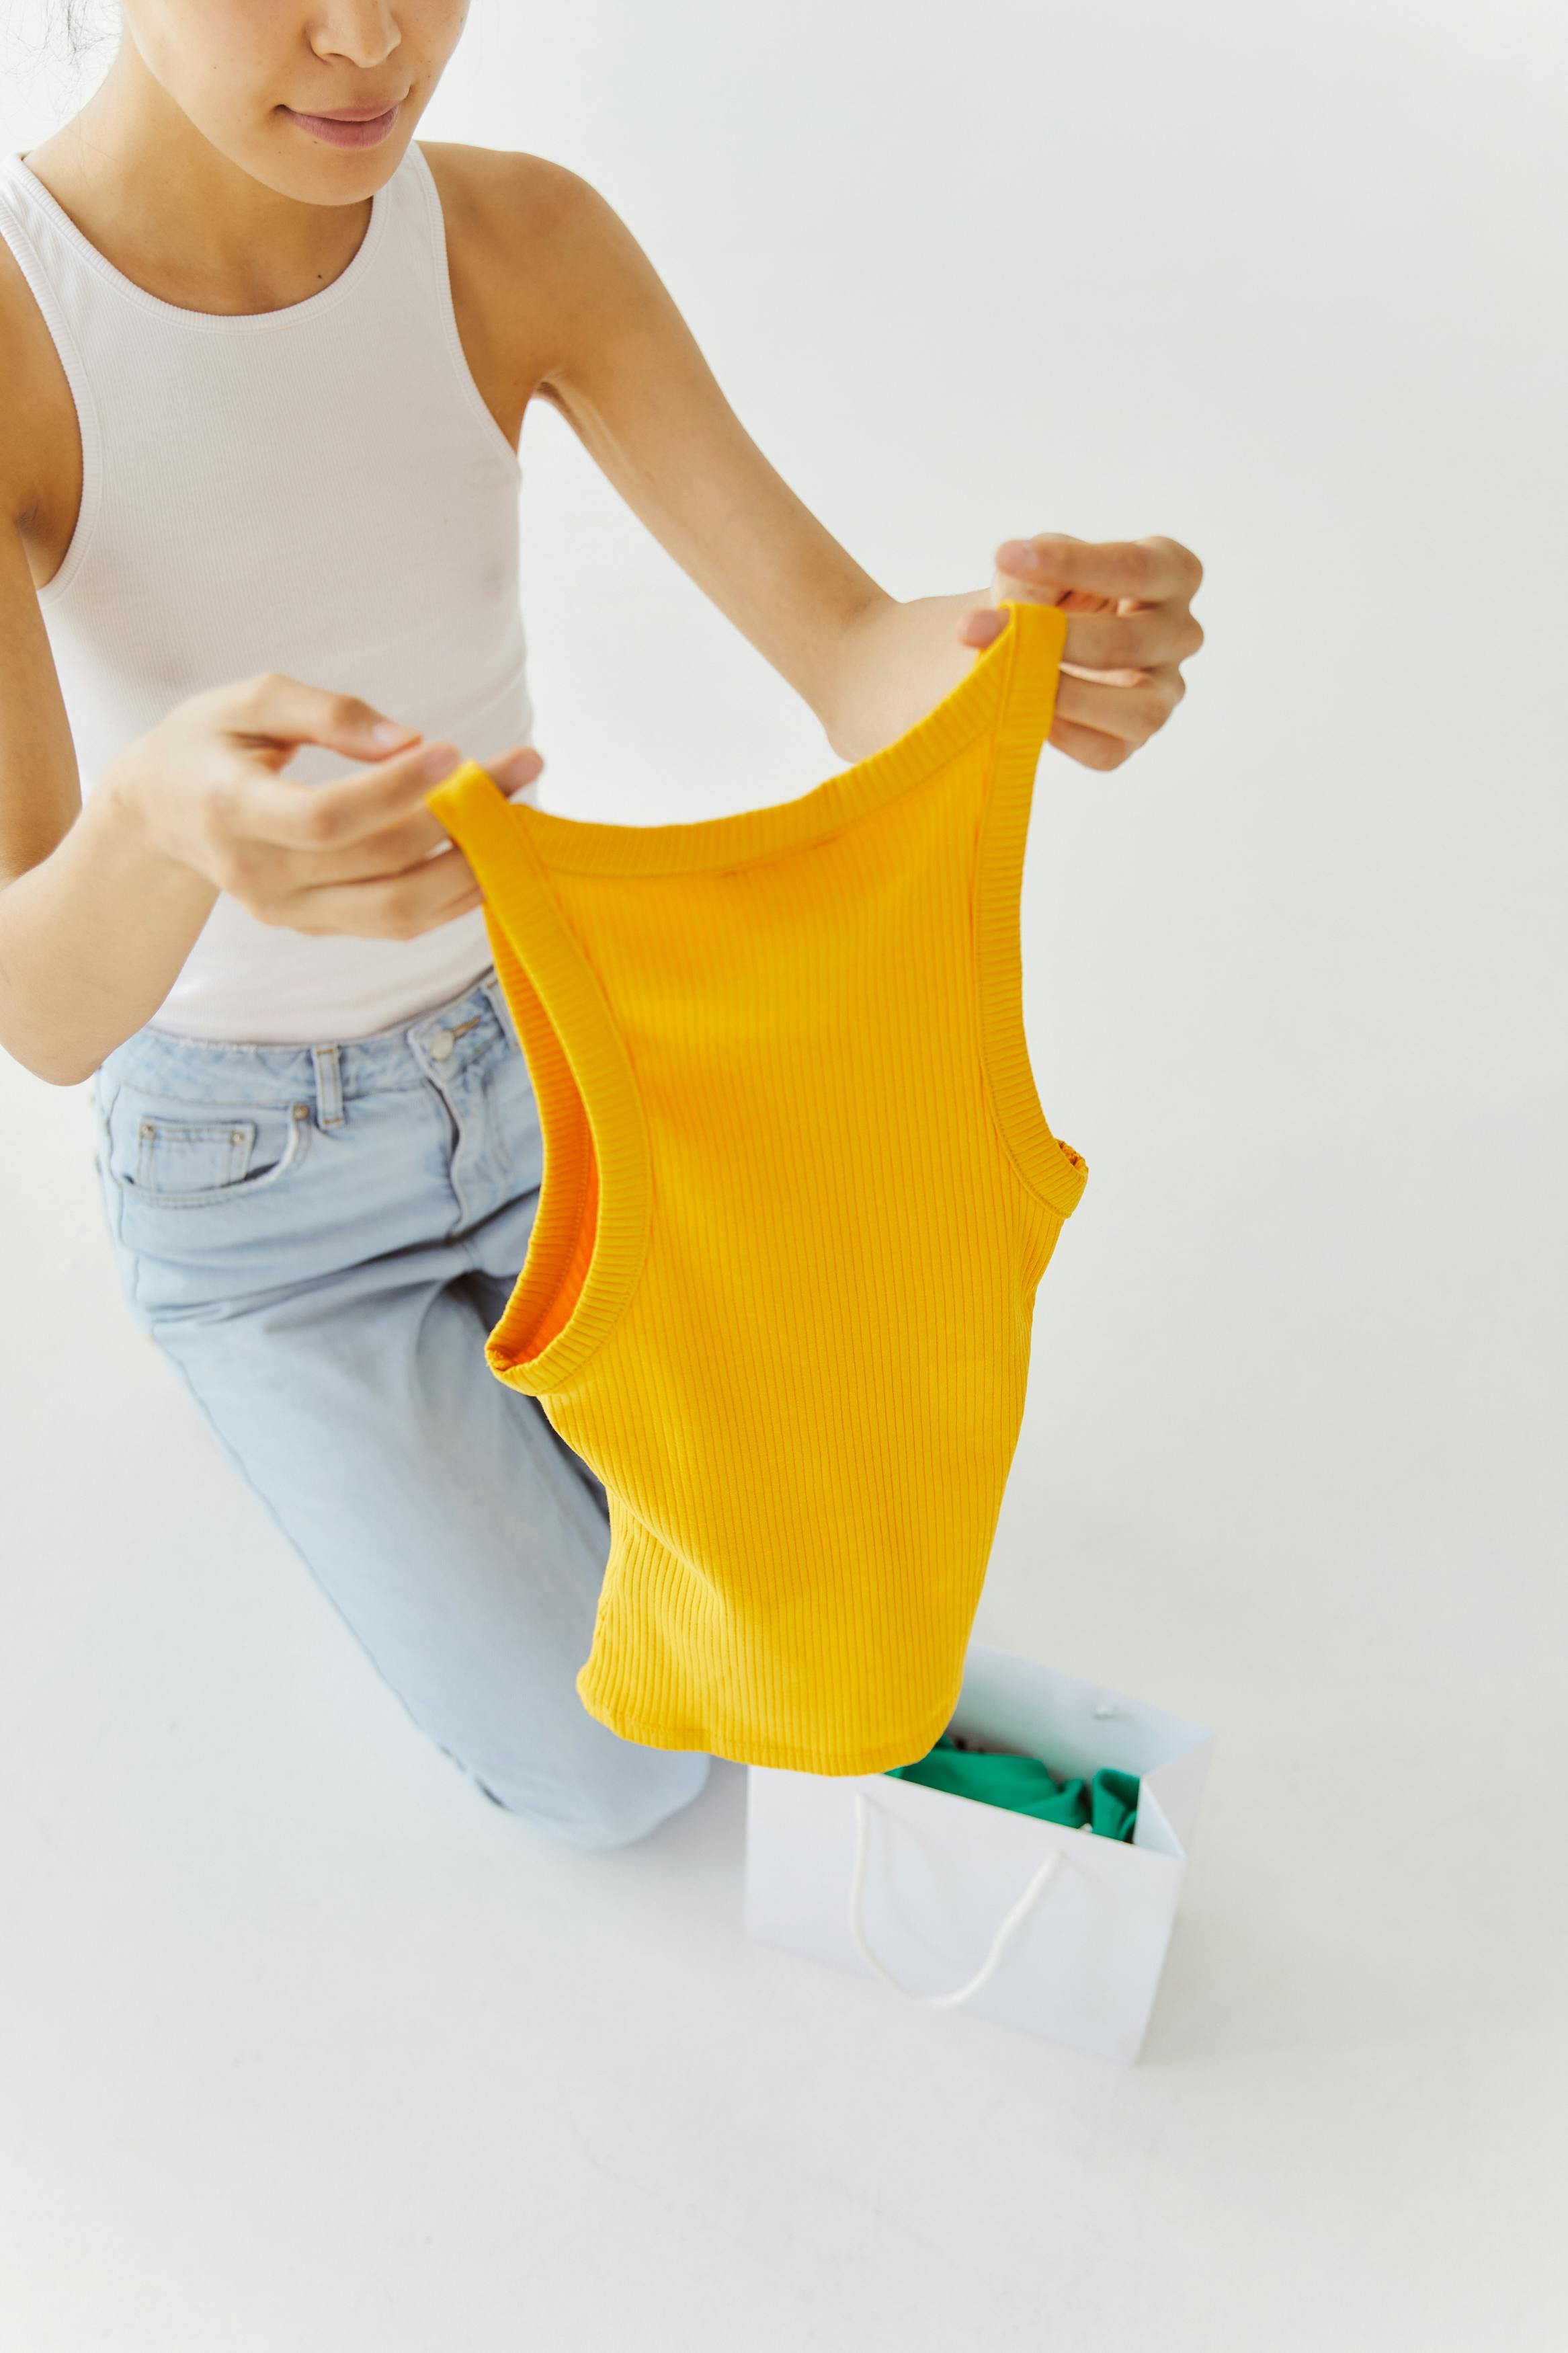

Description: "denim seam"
414 1074 467 1238
98 1072 141 1312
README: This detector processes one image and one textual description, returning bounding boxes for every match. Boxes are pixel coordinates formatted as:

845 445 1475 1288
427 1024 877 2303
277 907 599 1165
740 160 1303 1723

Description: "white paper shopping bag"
743 1642 1214 2062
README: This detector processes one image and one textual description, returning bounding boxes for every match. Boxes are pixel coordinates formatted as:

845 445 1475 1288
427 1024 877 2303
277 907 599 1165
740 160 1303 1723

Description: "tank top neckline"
1 144 395 331
434 597 1069 880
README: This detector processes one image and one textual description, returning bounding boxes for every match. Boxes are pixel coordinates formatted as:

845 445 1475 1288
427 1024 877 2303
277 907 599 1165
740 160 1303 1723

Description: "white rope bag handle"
849 1787 1065 2011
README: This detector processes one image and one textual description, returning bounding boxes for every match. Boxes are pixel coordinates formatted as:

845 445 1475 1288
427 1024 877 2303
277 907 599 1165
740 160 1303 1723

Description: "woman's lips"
282 101 401 149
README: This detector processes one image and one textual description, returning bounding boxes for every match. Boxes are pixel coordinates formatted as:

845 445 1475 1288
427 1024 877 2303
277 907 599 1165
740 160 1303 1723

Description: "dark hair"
5 1 116 94
58 0 114 50
11 0 99 48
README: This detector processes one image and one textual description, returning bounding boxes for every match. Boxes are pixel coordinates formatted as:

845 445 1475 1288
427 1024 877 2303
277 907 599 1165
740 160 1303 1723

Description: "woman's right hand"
101 669 542 939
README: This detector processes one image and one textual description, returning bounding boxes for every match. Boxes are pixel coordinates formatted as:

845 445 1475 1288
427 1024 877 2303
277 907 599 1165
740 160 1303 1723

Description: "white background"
2 2 1565 2347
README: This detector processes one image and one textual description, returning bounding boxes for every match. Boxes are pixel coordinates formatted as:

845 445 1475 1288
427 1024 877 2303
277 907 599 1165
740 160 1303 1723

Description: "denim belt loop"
311 1041 345 1129
479 968 518 1052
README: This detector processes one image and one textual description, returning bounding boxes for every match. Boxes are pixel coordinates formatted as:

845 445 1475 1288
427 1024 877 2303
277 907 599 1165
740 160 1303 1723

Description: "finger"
224 736 468 853
960 590 1163 674
968 594 1200 672
483 744 549 800
995 533 1202 607
1046 711 1137 772
284 835 487 941
285 743 546 877
1053 666 1183 746
298 740 544 846
225 745 545 889
962 597 1113 651
960 605 1011 649
1057 604 1204 674
1060 659 1156 688
217 670 429 764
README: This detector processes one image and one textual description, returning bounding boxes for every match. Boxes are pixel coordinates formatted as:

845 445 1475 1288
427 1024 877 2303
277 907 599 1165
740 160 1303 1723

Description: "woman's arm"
0 500 222 1086
0 487 536 1089
0 532 535 1087
458 151 889 750
450 151 1202 768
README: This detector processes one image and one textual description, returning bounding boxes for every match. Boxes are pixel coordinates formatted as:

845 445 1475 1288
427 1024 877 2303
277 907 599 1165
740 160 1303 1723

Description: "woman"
0 3 1204 1847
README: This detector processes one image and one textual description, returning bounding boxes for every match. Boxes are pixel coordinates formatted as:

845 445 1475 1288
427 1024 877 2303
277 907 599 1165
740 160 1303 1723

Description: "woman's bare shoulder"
414 138 600 234
412 139 627 413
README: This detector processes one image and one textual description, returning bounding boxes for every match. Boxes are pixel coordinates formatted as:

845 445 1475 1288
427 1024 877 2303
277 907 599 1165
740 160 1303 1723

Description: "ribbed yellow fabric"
422 598 1087 1774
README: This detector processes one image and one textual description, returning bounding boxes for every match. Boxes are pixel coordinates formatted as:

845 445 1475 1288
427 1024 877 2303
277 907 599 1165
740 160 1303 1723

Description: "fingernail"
420 742 460 780
997 541 1038 573
372 719 419 745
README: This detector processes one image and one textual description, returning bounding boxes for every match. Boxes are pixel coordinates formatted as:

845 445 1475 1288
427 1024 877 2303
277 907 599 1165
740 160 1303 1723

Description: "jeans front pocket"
95 1072 322 1321
134 1116 256 1195
104 1091 313 1209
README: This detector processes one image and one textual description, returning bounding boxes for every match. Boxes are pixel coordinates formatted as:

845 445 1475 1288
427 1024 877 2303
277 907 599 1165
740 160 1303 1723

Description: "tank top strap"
971 598 1090 1221
990 596 1071 777
424 764 654 1390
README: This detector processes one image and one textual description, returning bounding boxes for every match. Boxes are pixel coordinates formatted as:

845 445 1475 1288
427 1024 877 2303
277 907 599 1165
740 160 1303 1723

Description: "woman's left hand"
962 534 1205 770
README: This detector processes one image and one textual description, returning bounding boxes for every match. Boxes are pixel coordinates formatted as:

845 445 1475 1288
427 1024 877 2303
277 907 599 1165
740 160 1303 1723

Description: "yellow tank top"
423 597 1087 1775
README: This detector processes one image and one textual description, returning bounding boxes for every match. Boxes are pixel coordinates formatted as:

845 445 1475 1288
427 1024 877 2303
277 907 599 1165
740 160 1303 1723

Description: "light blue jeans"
90 964 712 1849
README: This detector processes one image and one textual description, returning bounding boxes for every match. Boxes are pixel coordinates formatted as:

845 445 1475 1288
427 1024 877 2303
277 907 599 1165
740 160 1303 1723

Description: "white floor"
4 1059 1563 2353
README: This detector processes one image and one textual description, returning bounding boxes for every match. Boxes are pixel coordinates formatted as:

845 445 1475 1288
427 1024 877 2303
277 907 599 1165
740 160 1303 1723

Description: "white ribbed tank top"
0 138 536 1043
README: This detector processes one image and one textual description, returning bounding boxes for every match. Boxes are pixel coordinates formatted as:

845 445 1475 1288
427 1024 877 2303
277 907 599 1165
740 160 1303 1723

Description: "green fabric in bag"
885 1733 1141 1841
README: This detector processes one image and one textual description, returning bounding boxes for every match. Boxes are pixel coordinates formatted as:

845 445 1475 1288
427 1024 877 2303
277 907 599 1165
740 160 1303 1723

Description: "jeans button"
428 1029 454 1061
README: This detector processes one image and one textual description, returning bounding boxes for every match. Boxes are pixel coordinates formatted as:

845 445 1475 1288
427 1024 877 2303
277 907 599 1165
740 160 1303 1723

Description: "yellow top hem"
575 1681 962 1777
